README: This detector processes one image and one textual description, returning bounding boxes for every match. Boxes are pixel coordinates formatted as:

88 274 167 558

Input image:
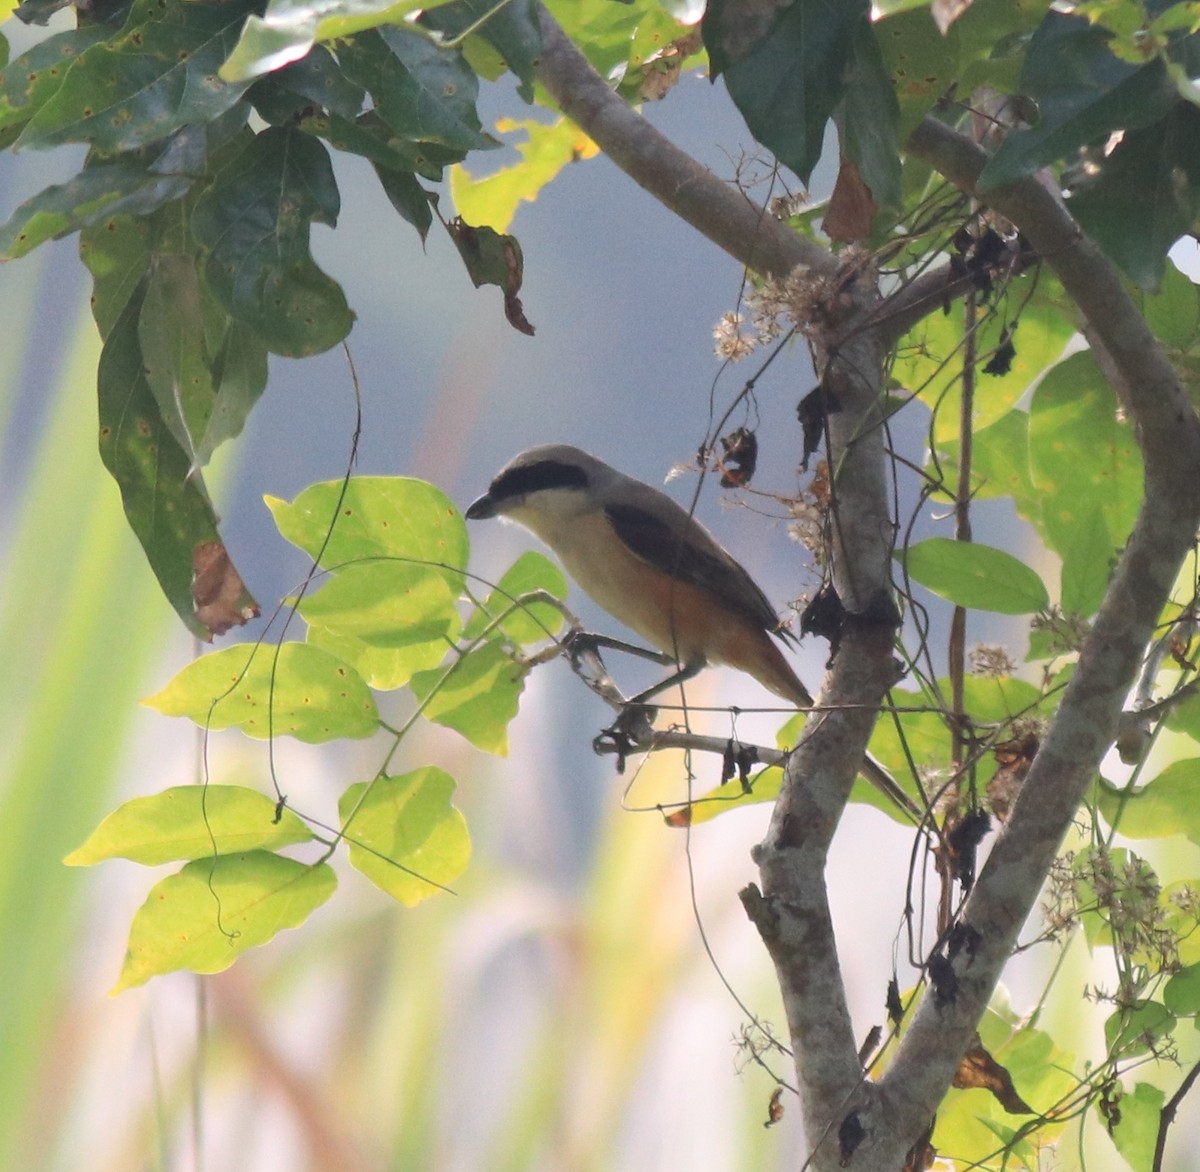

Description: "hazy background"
1 26 1169 1171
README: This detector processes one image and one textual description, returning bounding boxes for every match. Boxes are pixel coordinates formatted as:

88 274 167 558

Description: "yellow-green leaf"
65 785 312 866
143 642 379 742
339 767 470 905
450 116 598 231
410 640 525 754
266 475 467 574
464 549 568 645
112 852 336 991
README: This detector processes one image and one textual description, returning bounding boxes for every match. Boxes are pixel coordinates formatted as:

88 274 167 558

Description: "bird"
467 444 923 822
465 443 812 708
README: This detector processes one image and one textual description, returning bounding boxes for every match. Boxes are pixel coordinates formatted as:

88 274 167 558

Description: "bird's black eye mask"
488 459 589 502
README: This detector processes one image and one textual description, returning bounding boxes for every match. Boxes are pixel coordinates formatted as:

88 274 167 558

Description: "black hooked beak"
465 493 497 520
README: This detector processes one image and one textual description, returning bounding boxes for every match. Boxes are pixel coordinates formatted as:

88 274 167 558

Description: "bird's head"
467 445 612 526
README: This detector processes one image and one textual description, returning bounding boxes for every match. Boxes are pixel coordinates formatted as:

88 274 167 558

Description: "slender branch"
535 5 834 280
1154 1059 1200 1172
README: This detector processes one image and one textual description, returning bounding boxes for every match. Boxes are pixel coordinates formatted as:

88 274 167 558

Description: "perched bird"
468 444 922 821
466 444 812 707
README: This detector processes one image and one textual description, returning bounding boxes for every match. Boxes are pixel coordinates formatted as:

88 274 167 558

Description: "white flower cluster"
711 311 756 360
786 496 825 559
712 256 868 362
968 643 1017 678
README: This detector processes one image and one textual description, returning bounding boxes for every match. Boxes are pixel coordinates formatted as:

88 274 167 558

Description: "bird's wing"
603 502 791 638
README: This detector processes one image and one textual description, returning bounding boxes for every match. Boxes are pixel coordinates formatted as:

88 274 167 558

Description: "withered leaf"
987 731 1038 820
982 324 1017 376
902 1123 937 1171
719 426 758 487
796 384 841 468
952 1034 1033 1114
191 541 259 638
447 217 535 336
823 155 877 244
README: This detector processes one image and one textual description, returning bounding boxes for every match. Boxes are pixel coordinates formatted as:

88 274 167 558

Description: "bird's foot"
593 703 657 773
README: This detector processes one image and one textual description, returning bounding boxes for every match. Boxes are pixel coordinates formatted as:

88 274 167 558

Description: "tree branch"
872 116 1200 1153
535 5 834 280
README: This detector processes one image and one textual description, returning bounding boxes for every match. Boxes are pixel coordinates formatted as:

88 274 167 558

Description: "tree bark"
536 11 1200 1168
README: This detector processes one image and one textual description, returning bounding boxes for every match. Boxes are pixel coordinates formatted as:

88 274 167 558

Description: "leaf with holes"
16 4 254 152
191 126 353 357
0 161 193 260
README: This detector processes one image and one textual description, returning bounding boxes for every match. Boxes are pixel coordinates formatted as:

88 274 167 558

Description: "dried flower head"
969 643 1017 677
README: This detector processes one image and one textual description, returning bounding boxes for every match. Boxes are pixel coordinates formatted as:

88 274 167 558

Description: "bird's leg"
562 627 676 711
594 659 707 769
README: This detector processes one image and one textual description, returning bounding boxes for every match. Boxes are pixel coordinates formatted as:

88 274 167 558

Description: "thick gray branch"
535 6 834 280
871 117 1200 1152
534 12 909 1163
534 16 1200 1166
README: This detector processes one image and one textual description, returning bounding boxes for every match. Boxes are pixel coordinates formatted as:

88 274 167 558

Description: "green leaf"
373 162 433 239
81 213 153 339
339 26 496 152
450 116 598 233
0 25 110 132
137 251 217 460
464 550 568 645
1140 256 1200 349
978 10 1179 190
16 4 254 153
1109 1082 1165 1172
410 640 525 753
420 0 543 101
271 473 469 685
219 0 431 82
1164 962 1200 1014
300 562 461 646
838 16 901 209
1103 999 1176 1057
0 160 193 259
1097 760 1200 847
267 475 469 571
1057 503 1114 618
298 562 463 689
935 409 1039 516
113 852 336 991
143 642 380 741
338 767 470 905
705 0 866 184
191 127 354 357
895 280 1073 446
902 537 1050 614
65 785 312 866
1028 349 1142 563
661 763 784 827
1068 103 1200 292
306 624 448 690
249 43 366 119
98 279 246 639
200 318 270 465
876 7 962 139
